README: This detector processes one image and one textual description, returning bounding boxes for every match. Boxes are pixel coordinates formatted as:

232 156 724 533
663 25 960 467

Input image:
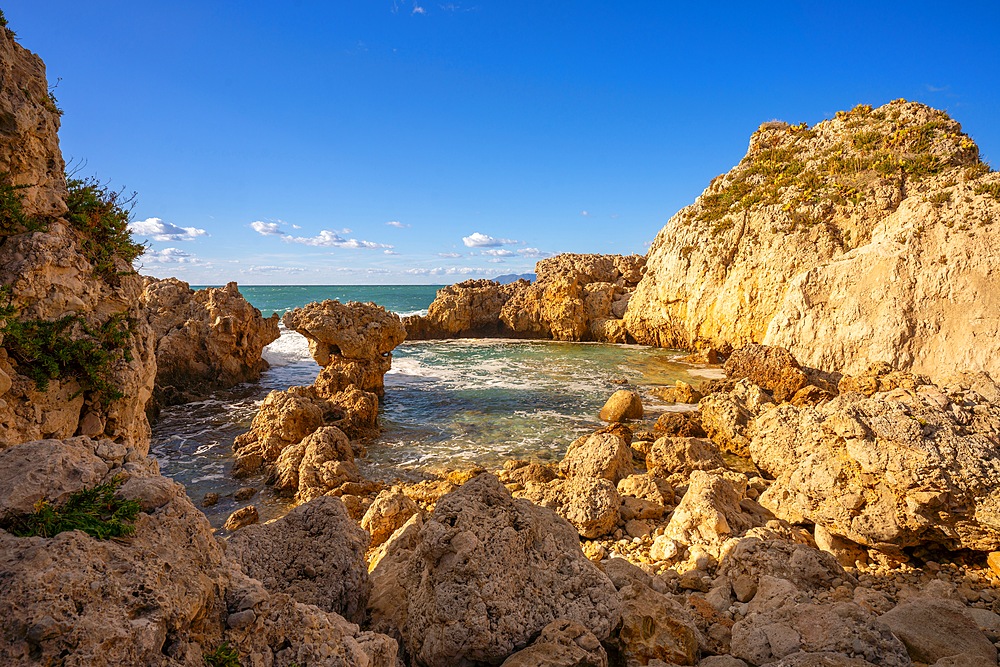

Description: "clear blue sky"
5 1 999 284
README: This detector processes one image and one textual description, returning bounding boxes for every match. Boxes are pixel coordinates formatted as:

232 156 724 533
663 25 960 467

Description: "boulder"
752 380 1000 550
652 381 704 404
500 619 608 667
226 496 371 623
654 411 707 438
141 278 279 409
879 598 997 665
519 477 622 539
362 488 421 548
698 380 775 457
612 583 702 666
368 474 622 666
223 505 259 532
561 431 634 483
271 425 360 501
403 279 526 339
717 538 853 599
232 389 324 477
599 390 644 422
646 436 726 477
723 345 809 403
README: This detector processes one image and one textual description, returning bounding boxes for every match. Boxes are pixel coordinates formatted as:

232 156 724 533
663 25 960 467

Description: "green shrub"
0 477 141 539
0 174 46 235
66 176 145 280
204 643 241 667
1 309 134 405
975 182 1000 201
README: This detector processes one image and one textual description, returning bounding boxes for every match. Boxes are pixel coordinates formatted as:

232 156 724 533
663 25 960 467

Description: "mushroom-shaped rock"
368 474 621 666
599 390 643 422
282 300 406 365
227 496 371 623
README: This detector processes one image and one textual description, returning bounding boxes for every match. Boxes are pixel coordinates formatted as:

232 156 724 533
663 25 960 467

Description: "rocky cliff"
405 253 645 342
0 25 155 451
141 278 279 410
625 100 1000 379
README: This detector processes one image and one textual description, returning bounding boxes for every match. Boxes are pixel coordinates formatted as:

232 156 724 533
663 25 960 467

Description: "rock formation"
0 25 155 450
404 253 645 343
625 100 1000 380
233 300 404 500
140 278 279 410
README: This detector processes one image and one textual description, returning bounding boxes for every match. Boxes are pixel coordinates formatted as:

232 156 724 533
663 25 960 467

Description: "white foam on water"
394 308 429 318
262 325 312 366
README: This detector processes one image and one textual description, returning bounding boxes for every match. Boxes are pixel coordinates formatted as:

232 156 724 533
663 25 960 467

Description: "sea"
151 285 722 527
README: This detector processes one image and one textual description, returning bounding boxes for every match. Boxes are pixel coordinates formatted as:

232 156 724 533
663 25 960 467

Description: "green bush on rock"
66 176 145 280
0 477 141 539
204 642 242 667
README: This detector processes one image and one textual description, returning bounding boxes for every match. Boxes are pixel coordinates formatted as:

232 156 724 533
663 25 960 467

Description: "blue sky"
5 2 999 284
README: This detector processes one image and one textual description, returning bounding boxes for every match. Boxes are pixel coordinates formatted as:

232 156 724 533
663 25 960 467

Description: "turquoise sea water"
152 285 721 527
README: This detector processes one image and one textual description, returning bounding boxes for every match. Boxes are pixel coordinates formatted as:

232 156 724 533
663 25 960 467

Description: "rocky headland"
141 277 280 412
3 13 1000 667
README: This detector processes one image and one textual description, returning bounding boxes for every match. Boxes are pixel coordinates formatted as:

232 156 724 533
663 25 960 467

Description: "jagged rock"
625 100 1000 381
717 538 854 599
664 470 772 558
813 524 868 568
404 279 527 339
652 381 704 404
314 354 392 397
698 379 776 457
612 583 702 666
226 496 371 623
499 460 559 489
599 390 644 422
223 505 258 532
500 619 609 667
837 362 930 397
654 411 707 438
324 384 380 438
879 598 997 665
232 388 325 477
283 299 406 365
699 658 749 667
140 278 279 409
271 426 360 500
771 654 877 666
561 431 634 483
751 377 1000 550
0 437 115 516
519 476 621 539
646 436 726 477
724 345 809 403
368 474 621 666
362 487 421 548
617 473 674 506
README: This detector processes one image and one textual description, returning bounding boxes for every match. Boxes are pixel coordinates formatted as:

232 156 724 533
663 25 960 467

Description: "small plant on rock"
0 477 141 539
204 642 242 667
65 176 144 280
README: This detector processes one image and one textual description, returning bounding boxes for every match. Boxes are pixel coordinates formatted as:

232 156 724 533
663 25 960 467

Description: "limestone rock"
646 436 726 477
271 425 360 500
362 487 421 548
314 354 392 397
561 431 634 483
368 474 622 666
0 437 112 516
519 476 622 539
223 505 258 532
698 379 775 457
617 473 674 507
751 381 1000 550
613 583 702 666
879 598 997 665
717 538 854 599
226 496 371 623
403 279 527 339
500 619 609 667
625 101 1000 384
282 299 406 365
140 278 279 409
232 388 324 477
652 380 704 404
724 344 809 403
599 390 644 422
654 411 707 438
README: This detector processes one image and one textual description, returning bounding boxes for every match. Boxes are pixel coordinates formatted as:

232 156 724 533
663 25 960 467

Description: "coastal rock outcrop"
404 253 645 343
368 473 622 666
750 373 1000 551
625 100 1000 380
140 278 279 409
0 26 155 451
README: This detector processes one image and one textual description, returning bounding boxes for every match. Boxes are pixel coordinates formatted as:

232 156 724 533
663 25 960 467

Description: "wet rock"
233 486 256 501
202 492 220 507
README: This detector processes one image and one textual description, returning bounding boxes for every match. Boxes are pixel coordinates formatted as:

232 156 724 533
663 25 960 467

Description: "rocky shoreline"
3 17 1000 667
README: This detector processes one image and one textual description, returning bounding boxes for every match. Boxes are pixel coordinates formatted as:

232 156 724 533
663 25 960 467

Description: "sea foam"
262 325 313 366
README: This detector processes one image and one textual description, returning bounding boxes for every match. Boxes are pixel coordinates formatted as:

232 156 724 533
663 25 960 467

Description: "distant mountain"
492 273 535 284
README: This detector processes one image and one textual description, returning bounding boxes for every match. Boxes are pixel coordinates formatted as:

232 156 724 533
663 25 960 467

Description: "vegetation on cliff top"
66 175 145 281
0 477 141 539
692 100 991 232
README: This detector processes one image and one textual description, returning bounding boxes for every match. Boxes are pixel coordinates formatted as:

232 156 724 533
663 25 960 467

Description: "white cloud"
437 252 462 258
487 258 504 263
367 268 392 275
580 210 590 217
412 4 426 13
481 248 515 257
384 249 399 255
250 221 285 236
140 247 208 265
462 232 519 248
404 266 493 276
385 220 409 228
519 247 553 258
241 265 306 274
128 217 207 242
